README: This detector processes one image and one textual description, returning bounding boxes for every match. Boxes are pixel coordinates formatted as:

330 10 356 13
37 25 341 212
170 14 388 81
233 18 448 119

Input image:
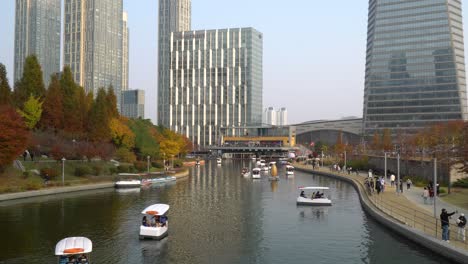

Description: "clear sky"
1 1 467 124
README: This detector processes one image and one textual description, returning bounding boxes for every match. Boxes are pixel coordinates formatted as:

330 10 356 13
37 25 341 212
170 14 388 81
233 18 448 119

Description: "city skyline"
3 1 468 125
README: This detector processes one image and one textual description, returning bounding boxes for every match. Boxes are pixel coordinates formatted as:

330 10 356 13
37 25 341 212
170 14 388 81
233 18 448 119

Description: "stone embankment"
294 164 468 264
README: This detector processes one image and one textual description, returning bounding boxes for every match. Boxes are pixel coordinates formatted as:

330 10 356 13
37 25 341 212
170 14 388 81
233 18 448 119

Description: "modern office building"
122 89 145 119
14 0 61 86
363 0 468 137
122 11 129 91
64 0 123 107
168 28 263 146
157 0 191 126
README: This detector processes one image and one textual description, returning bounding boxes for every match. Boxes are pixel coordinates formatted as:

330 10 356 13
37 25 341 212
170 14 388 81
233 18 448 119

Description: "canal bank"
295 164 468 264
0 168 190 203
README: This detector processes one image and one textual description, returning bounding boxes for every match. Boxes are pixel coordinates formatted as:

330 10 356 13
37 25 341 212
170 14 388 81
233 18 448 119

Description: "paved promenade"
294 163 468 254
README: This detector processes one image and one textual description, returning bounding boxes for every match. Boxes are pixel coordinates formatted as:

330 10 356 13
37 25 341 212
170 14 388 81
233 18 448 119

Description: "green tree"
0 63 11 105
17 95 43 129
88 88 111 141
40 75 63 131
13 55 45 106
106 85 119 119
128 119 160 158
60 66 81 135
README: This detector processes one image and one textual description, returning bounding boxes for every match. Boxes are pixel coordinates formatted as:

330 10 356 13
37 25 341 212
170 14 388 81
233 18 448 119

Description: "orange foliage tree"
0 105 30 171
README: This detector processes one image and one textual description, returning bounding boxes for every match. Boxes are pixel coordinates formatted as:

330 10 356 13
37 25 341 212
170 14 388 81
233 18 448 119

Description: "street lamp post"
433 158 437 217
344 151 347 171
397 152 400 194
171 155 174 169
61 157 66 186
321 151 324 168
147 155 150 174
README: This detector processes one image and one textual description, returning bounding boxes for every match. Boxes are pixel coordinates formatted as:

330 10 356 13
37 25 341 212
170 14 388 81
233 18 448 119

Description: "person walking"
390 174 395 187
440 208 457 242
368 169 373 178
399 180 404 193
406 178 412 190
422 187 429 204
457 213 466 242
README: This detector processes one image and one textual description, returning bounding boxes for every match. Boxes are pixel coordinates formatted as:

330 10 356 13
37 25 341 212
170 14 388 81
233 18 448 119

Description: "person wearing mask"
457 213 466 242
440 208 457 242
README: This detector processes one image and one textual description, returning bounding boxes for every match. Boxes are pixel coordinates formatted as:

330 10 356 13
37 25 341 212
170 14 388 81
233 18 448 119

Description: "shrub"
75 166 92 177
134 161 147 172
40 167 59 179
25 178 42 190
92 165 103 176
116 148 137 163
173 159 183 168
151 161 164 169
23 171 30 178
453 177 468 188
117 164 135 173
109 167 118 175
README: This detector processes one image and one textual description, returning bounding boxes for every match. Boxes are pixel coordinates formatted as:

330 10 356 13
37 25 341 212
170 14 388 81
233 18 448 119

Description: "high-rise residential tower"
64 0 123 106
169 28 263 146
363 0 468 137
122 11 129 92
14 0 61 86
157 0 191 126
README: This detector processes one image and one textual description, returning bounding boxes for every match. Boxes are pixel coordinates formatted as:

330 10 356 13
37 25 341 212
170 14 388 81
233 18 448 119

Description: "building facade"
122 11 129 91
157 0 191 126
122 89 145 119
168 28 263 146
14 0 61 86
363 0 468 137
263 107 288 126
64 0 123 107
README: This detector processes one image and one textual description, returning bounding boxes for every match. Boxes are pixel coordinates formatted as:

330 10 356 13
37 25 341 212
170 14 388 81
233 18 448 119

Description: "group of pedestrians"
440 208 466 243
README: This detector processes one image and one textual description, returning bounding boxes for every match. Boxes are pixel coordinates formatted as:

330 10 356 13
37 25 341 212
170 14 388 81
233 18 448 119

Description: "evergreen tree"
40 75 63 131
60 66 81 135
0 63 11 105
14 55 45 107
88 88 111 141
106 85 119 119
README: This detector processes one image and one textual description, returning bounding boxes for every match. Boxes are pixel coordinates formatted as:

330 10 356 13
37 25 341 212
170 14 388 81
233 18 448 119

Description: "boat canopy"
252 168 261 172
55 237 92 256
286 165 294 169
142 204 170 216
269 161 276 165
298 186 329 190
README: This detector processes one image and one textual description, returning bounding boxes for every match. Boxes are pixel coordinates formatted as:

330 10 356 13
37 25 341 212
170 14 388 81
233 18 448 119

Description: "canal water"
0 161 450 264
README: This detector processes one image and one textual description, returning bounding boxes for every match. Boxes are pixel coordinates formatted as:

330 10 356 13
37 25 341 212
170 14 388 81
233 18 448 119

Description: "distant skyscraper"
122 89 145 119
278 107 288 126
168 28 263 146
363 0 468 137
64 0 123 107
14 0 61 86
122 11 129 91
263 107 287 126
157 0 191 126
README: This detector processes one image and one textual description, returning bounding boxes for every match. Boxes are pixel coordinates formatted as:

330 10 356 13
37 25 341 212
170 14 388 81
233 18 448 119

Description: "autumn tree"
381 129 392 151
0 63 11 105
17 95 43 129
40 75 63 131
88 88 111 142
76 86 91 134
370 132 381 151
0 105 30 172
456 122 468 174
333 130 346 154
13 55 45 107
109 117 135 149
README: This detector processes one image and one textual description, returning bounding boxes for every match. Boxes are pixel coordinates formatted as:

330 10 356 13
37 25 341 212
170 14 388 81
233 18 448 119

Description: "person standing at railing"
440 208 457 242
422 187 429 204
457 213 466 242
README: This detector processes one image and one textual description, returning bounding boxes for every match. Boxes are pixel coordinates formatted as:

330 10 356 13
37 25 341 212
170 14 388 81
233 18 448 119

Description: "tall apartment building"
363 0 468 137
263 107 287 126
122 11 129 91
168 28 263 146
14 0 61 86
157 0 191 126
122 89 145 119
64 0 123 107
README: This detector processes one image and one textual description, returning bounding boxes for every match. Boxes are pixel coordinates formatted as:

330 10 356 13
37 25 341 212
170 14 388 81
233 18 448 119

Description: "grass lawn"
441 188 468 210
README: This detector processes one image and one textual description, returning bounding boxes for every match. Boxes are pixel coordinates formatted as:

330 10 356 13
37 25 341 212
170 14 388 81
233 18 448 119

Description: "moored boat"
252 168 261 179
286 165 295 176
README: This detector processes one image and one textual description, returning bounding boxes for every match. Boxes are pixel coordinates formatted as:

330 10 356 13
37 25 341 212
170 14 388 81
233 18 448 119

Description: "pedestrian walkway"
294 163 468 251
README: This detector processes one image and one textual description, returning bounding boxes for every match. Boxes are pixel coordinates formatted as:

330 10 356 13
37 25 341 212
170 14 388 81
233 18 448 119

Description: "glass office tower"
169 28 263 146
14 0 61 86
363 0 467 137
157 0 191 126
